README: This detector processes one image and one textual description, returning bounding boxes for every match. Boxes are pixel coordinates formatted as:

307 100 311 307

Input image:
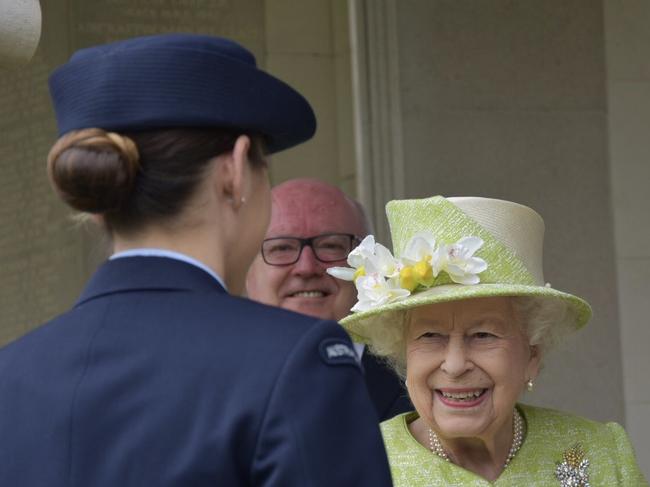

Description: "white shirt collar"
109 248 228 291
353 342 365 360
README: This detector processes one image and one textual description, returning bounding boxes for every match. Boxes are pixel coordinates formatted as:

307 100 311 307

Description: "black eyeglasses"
261 233 361 266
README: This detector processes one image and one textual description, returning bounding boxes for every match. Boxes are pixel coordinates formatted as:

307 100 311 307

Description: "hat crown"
387 196 545 287
48 33 316 153
447 197 545 285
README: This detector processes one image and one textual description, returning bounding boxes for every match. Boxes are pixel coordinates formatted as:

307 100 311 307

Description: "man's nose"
292 245 324 276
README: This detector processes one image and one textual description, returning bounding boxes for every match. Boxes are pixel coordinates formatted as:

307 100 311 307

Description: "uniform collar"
110 248 227 290
76 256 227 307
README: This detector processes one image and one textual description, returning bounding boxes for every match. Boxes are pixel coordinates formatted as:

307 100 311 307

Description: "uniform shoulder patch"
319 338 360 368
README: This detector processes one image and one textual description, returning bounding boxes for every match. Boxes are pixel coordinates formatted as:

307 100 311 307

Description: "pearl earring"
526 379 534 392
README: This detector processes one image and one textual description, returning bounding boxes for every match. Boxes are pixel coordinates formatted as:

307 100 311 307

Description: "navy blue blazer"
0 257 392 487
362 352 412 422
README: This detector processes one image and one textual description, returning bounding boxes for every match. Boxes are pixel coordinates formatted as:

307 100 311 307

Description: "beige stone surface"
0 0 85 347
264 0 354 190
265 0 332 54
625 401 650 472
332 1 355 187
607 82 650 257
616 259 650 404
397 0 605 111
72 0 265 54
266 52 339 184
604 0 650 81
605 0 650 477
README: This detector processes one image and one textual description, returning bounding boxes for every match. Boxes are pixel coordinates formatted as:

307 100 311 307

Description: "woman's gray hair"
364 310 409 379
511 296 577 352
364 296 578 379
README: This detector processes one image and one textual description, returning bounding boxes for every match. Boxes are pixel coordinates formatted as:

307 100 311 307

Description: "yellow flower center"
353 266 366 282
399 266 417 292
414 259 434 287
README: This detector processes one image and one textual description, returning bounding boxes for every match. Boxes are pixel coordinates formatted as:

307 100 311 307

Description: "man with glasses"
246 178 411 421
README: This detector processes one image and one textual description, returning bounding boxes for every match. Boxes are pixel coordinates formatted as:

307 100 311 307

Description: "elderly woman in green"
328 196 647 486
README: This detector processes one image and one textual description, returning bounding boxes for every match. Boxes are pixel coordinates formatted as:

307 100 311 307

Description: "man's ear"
216 135 251 210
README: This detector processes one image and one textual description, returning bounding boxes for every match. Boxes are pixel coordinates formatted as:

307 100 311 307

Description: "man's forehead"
268 182 363 237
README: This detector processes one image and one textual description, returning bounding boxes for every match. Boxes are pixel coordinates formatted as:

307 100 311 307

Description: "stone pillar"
605 0 650 477
349 0 405 242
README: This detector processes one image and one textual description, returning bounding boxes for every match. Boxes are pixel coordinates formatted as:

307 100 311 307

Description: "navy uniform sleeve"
250 319 393 487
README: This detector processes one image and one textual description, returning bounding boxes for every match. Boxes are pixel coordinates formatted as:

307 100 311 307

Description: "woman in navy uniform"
0 34 392 487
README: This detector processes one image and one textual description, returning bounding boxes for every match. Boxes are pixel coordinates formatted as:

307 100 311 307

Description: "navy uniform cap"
48 34 316 153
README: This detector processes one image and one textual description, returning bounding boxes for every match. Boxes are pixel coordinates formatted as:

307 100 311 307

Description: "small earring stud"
526 379 534 392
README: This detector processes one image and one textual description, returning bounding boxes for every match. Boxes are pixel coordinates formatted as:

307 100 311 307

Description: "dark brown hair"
47 127 267 233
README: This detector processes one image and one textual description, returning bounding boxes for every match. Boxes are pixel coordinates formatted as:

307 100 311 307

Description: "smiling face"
245 179 368 321
405 296 540 444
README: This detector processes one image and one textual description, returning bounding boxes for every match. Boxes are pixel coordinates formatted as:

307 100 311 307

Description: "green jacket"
381 403 648 486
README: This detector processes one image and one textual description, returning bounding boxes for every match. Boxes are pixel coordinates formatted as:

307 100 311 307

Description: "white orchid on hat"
327 232 488 313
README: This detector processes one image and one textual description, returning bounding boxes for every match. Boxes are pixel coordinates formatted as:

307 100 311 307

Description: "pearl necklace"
428 408 524 469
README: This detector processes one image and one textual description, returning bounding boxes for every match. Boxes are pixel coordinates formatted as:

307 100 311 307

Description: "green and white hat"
327 196 592 343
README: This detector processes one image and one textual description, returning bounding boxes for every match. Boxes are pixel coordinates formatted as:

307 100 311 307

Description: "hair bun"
47 128 140 213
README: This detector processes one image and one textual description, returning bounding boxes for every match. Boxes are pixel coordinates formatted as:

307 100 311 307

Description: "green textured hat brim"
339 283 592 344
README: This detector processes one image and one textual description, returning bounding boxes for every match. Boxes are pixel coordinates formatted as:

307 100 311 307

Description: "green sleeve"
606 422 649 486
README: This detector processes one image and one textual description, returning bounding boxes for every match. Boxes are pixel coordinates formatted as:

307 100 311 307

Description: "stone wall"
605 0 650 477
